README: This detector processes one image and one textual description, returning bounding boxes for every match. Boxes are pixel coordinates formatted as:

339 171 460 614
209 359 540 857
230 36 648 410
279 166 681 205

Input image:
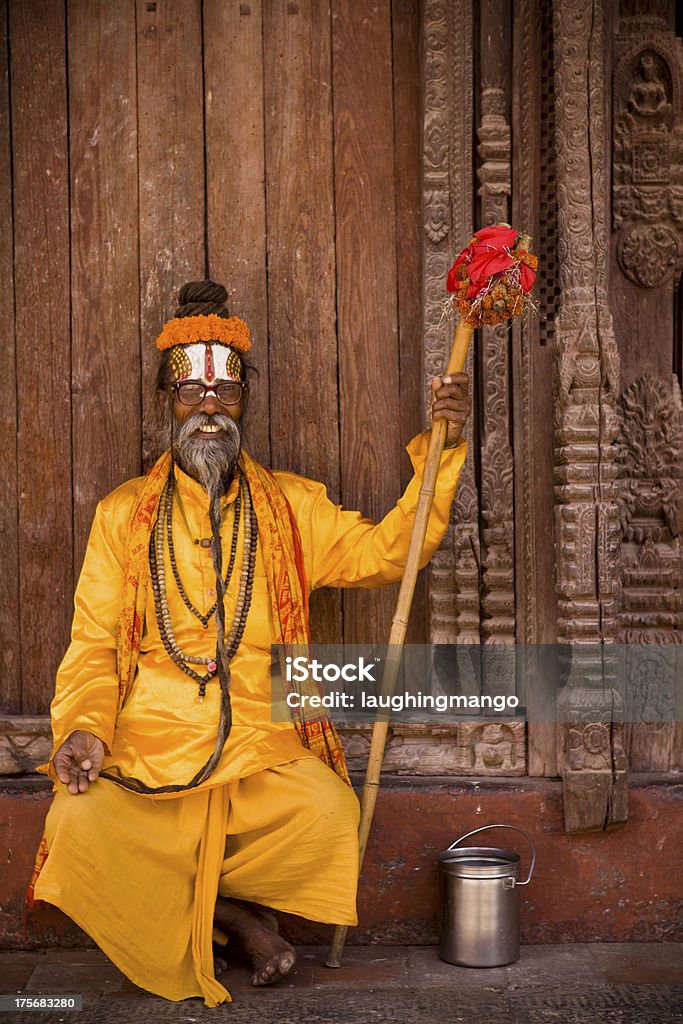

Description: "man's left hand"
430 372 472 447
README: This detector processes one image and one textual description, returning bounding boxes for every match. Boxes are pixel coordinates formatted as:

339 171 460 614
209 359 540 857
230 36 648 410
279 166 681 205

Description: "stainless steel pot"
438 823 536 967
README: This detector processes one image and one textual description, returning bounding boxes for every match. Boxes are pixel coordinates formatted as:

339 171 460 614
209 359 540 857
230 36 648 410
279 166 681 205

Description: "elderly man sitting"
28 280 470 1006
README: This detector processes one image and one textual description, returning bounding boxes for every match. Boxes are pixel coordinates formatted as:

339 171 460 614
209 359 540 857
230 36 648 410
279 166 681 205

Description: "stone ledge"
0 717 52 776
0 716 529 777
4 772 681 797
2 776 682 948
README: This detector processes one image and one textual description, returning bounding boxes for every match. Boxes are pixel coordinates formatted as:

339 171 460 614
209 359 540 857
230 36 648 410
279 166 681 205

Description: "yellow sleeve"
42 498 126 779
283 430 467 591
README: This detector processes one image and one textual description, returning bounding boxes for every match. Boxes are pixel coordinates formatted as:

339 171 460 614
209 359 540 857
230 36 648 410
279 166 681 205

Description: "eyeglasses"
171 380 249 407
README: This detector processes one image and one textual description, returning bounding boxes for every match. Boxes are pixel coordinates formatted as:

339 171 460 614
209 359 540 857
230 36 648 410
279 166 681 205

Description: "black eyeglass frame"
170 379 249 407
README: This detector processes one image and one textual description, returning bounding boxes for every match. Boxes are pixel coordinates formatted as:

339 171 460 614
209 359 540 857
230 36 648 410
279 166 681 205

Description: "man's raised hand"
430 372 472 448
53 730 105 795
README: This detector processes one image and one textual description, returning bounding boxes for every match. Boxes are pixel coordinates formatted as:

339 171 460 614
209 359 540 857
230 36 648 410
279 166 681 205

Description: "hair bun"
175 280 230 319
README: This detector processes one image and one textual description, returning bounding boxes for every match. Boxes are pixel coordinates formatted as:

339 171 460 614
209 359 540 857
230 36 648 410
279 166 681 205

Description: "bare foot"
242 920 296 986
213 953 229 976
213 897 296 987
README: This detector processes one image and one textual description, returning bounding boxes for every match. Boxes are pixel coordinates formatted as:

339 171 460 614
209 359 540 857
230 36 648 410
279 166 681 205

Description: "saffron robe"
33 431 467 1004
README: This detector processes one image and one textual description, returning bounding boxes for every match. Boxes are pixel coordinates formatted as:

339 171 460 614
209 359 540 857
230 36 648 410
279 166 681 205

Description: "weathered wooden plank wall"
69 0 141 574
204 0 270 465
392 0 425 644
334 0 402 645
138 0 205 471
0 0 20 713
0 0 423 714
264 0 341 644
9 0 71 715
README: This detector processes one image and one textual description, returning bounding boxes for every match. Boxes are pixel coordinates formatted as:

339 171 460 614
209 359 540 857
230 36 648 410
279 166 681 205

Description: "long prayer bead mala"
149 468 258 701
166 472 242 628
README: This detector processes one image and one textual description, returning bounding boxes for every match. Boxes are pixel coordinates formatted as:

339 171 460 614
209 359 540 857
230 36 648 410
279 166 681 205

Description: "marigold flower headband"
155 313 252 353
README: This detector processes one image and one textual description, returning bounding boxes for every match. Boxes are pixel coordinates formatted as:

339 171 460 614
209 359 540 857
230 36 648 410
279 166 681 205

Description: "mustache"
175 410 240 444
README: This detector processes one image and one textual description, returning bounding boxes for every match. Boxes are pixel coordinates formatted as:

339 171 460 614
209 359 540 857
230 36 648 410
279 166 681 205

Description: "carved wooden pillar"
475 3 517 712
476 1 515 652
552 0 627 832
421 1 527 771
422 0 478 646
511 0 560 781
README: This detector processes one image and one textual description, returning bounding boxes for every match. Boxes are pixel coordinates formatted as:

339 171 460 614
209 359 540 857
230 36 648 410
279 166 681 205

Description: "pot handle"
447 824 536 886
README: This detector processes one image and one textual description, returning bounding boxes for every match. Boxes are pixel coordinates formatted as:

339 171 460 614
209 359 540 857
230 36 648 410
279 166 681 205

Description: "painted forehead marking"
170 343 241 382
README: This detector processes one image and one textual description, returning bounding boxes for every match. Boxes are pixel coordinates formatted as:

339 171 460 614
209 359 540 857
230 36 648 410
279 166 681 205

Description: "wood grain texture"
0 0 20 713
263 0 341 644
626 724 673 773
10 0 72 713
68 0 140 575
333 0 401 645
204 0 270 466
137 0 205 472
392 0 422 477
676 277 683 391
670 723 683 771
392 0 426 645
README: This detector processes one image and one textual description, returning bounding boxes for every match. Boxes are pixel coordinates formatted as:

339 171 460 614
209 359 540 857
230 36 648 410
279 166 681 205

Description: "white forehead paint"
178 343 241 382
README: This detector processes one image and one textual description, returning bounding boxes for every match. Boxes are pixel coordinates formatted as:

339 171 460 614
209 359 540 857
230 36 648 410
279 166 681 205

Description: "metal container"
438 824 536 967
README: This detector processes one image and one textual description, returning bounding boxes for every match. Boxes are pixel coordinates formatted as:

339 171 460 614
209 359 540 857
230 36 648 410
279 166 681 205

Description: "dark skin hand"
430 371 471 446
53 730 105 795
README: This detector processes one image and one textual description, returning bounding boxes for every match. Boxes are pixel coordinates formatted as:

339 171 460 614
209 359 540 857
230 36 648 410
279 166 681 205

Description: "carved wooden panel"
552 0 627 832
340 721 525 777
610 2 683 774
616 373 683 770
422 0 478 648
421 0 527 778
417 0 683 806
613 23 683 289
610 1 683 390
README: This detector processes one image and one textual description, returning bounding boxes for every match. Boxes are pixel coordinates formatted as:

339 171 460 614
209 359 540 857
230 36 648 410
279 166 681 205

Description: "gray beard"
172 411 242 500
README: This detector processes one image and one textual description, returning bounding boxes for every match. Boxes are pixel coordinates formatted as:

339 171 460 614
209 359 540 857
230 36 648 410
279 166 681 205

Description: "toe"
278 951 296 975
252 958 279 986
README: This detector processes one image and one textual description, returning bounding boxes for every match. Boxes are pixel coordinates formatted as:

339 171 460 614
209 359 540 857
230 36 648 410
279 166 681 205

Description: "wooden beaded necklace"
149 468 258 702
165 471 241 628
173 476 232 549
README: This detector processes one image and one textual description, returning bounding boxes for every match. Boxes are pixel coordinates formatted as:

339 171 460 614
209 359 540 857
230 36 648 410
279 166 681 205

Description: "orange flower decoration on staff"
446 224 538 327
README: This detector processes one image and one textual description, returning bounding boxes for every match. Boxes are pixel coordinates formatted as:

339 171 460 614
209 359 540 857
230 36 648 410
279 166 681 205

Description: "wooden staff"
326 229 534 968
325 318 474 967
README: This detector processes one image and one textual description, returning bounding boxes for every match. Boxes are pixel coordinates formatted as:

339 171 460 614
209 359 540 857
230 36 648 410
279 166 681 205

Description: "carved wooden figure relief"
613 19 683 289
